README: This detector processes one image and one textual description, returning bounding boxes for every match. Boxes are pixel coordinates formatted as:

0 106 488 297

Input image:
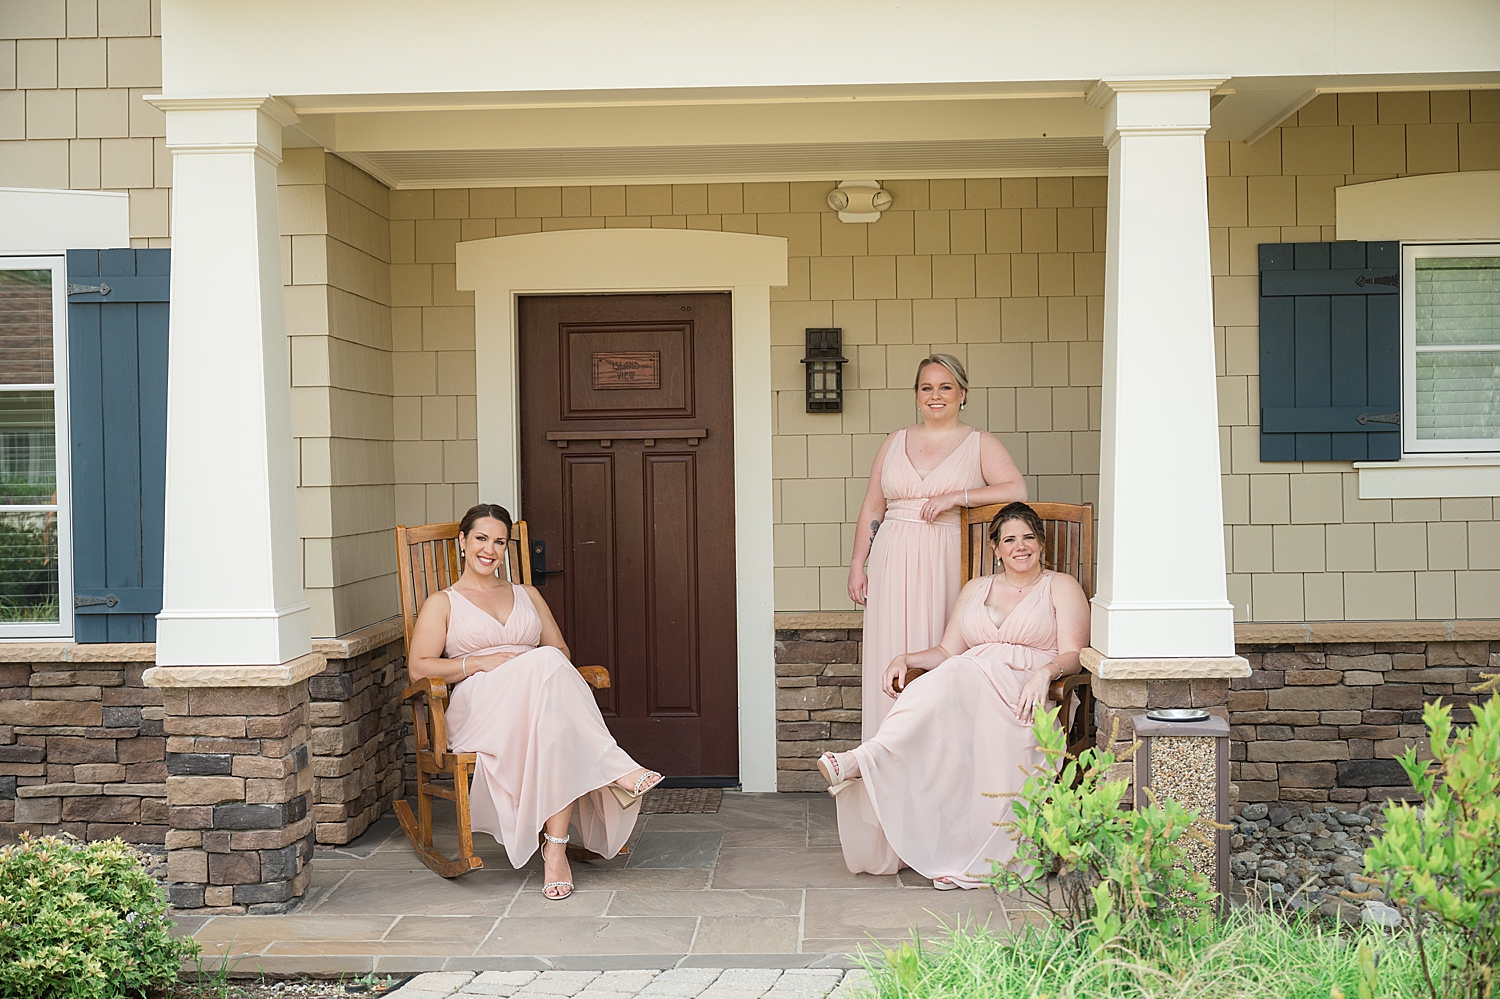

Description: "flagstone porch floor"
171 792 1040 978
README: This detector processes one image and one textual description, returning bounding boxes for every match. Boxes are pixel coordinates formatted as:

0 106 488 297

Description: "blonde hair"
912 353 969 395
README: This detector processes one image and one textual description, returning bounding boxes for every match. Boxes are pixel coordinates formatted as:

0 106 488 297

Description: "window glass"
1411 255 1500 447
0 267 60 624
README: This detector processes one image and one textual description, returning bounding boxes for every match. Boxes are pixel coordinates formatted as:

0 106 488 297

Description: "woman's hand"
465 651 517 675
882 656 907 699
919 492 961 522
848 565 868 605
1013 668 1052 725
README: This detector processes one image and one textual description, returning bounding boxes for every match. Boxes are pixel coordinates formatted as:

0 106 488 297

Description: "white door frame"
456 227 788 791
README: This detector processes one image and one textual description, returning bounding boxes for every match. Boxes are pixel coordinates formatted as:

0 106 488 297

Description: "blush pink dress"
440 585 643 869
862 427 987 739
832 572 1059 885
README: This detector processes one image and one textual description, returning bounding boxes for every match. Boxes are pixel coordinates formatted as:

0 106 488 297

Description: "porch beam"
1089 78 1236 660
148 95 311 668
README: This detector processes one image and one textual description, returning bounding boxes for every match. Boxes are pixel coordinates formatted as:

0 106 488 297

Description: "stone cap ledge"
1081 647 1251 680
311 617 404 658
142 652 327 689
775 612 864 630
1236 619 1500 643
0 642 157 663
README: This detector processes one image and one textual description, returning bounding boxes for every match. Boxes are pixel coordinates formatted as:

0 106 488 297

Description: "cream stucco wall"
1208 91 1500 623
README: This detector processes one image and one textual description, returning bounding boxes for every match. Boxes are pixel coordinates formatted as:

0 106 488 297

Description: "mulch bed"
640 787 722 813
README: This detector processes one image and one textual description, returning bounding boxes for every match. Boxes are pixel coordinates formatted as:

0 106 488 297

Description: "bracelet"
964 489 970 507
461 655 469 678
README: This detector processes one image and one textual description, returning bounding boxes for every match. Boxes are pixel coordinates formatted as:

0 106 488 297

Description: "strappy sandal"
933 875 982 891
817 752 851 788
607 769 663 808
539 831 574 900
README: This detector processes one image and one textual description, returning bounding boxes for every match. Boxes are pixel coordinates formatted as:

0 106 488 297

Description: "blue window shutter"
66 248 169 642
1258 240 1401 462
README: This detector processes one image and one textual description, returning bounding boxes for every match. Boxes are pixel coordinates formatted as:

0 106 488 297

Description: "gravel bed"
1229 801 1389 923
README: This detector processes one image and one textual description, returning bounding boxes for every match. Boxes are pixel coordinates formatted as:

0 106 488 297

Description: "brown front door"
518 293 738 779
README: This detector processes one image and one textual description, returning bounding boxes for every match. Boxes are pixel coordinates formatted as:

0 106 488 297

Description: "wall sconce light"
802 328 848 413
827 180 892 223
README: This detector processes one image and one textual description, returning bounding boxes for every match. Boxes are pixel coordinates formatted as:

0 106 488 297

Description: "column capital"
1086 77 1229 146
144 95 300 164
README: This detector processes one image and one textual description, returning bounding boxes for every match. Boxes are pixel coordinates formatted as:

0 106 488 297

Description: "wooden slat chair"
903 501 1097 763
392 520 611 877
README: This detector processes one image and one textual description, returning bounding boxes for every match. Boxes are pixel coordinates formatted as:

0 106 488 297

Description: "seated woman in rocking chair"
408 503 664 900
818 502 1089 889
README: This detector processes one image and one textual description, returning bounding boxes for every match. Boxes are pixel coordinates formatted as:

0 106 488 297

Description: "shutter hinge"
67 282 112 296
1356 412 1400 425
74 593 119 608
1354 274 1398 289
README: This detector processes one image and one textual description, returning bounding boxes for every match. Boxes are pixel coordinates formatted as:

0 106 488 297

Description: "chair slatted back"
959 501 1094 597
394 520 533 655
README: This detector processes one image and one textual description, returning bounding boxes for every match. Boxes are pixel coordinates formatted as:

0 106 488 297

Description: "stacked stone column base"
145 654 324 914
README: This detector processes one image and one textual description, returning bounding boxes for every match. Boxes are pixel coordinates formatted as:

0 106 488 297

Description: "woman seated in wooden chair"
408 503 664 900
817 502 1089 889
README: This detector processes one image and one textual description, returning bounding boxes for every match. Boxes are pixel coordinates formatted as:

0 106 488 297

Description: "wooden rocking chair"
392 520 612 877
902 501 1097 763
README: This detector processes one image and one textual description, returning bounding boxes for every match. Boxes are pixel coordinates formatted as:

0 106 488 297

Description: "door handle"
529 539 564 585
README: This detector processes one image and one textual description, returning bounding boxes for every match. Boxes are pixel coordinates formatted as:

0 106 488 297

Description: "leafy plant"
1362 688 1500 999
0 835 200 999
987 708 1217 952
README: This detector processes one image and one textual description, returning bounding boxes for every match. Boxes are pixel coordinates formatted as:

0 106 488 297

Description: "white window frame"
0 254 74 639
1401 241 1500 456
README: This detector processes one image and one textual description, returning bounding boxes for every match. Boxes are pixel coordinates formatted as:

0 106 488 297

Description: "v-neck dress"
832 573 1059 885
441 584 643 869
861 427 986 738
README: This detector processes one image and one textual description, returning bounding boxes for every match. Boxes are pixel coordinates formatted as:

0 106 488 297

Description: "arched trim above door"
456 226 788 791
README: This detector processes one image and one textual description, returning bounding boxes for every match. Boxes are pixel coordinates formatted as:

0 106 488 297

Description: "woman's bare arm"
524 585 572 660
847 432 897 604
1048 572 1091 677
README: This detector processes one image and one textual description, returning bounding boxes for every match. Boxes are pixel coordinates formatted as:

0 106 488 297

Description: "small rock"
1361 901 1403 929
1338 812 1372 827
1268 807 1293 827
1241 803 1269 821
1283 817 1308 834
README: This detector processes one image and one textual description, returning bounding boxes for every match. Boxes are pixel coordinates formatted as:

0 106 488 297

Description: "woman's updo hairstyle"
459 503 513 540
988 502 1047 567
912 353 970 397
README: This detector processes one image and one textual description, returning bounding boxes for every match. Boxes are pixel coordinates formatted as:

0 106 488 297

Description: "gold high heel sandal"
607 769 663 808
539 831 574 900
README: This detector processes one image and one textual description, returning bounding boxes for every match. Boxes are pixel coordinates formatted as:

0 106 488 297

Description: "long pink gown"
832 572 1059 884
862 427 986 739
441 585 643 869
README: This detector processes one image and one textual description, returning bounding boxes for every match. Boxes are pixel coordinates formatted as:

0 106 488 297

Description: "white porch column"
149 96 310 666
1088 79 1235 660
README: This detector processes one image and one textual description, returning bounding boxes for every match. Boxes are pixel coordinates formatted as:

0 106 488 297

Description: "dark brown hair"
459 503 513 540
988 501 1046 557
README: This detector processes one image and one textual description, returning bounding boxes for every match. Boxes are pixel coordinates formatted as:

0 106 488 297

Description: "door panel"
519 293 737 779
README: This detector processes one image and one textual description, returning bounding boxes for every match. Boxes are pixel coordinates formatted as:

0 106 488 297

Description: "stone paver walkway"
386 968 869 999
171 792 1038 976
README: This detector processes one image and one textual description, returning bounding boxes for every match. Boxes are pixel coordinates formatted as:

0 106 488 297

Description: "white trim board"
456 227 788 792
1354 457 1500 499
0 189 130 254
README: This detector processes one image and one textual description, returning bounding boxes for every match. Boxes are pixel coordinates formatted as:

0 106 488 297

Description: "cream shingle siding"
1211 92 1500 623
386 177 1107 613
0 0 169 246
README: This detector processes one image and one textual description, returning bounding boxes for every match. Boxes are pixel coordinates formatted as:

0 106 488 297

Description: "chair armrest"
402 676 450 769
576 665 611 689
1048 670 1089 704
899 667 928 692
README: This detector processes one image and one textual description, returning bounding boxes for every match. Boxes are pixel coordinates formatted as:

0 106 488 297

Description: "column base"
146 653 324 914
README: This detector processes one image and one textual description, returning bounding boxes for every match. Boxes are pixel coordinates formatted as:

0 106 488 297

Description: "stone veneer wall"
1229 639 1495 809
774 624 863 792
0 622 408 853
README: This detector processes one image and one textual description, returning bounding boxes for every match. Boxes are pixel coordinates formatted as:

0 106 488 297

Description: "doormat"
641 787 722 813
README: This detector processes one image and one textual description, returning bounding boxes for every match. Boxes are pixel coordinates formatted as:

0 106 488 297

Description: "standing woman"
847 354 1025 739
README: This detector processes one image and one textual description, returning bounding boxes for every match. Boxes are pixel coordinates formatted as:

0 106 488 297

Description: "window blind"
1413 256 1500 444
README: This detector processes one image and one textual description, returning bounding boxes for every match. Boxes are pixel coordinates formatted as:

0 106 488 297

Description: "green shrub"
1362 689 1499 999
987 707 1216 951
0 835 199 999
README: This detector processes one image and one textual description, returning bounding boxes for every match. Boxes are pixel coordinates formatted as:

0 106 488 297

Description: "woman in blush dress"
847 354 1026 739
821 502 1090 889
407 503 665 900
